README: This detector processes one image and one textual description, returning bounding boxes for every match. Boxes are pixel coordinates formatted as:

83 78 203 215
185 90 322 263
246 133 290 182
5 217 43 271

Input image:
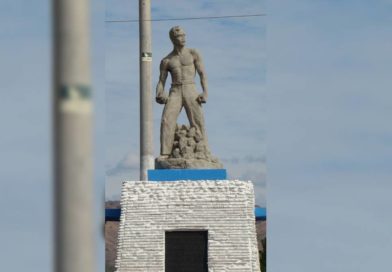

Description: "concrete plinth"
115 180 260 272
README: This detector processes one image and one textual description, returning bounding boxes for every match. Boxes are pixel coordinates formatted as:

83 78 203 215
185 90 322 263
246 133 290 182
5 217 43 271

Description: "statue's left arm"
192 49 208 104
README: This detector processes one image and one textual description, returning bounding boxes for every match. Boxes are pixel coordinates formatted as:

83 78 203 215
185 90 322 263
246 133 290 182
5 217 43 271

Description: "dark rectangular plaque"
165 231 208 272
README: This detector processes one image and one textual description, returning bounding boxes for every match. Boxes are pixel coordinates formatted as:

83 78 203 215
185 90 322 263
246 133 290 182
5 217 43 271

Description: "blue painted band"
105 207 266 222
255 207 267 220
148 169 227 181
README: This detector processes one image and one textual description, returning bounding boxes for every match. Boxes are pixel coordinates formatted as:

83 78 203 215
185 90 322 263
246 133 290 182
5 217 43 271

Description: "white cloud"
106 152 139 176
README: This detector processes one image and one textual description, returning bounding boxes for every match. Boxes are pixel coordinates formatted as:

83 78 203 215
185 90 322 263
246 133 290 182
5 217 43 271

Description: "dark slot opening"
165 231 208 272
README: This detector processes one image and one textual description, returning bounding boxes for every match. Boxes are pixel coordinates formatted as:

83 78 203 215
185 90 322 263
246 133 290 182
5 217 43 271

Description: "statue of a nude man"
156 26 209 158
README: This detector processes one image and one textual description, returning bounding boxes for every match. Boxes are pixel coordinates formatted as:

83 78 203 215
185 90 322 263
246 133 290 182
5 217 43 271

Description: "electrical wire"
105 13 266 23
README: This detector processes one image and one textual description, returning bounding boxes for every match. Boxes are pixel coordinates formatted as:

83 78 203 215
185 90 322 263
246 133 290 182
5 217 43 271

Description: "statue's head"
169 26 186 47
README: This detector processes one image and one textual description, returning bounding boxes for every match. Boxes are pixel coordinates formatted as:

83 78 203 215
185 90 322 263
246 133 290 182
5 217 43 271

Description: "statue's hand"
156 93 168 104
197 93 207 104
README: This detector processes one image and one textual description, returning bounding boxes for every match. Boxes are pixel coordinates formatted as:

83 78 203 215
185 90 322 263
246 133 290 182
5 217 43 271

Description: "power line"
106 13 266 23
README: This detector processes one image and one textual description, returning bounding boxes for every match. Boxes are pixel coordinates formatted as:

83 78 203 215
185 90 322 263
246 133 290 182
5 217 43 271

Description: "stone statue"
155 26 223 169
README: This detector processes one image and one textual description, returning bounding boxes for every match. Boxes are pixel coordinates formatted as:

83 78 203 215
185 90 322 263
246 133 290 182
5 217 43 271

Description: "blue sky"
1 1 52 271
0 0 105 271
267 0 392 271
1 0 392 271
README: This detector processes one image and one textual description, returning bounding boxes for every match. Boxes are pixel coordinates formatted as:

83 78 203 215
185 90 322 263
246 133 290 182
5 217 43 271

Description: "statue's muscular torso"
156 46 207 105
163 48 197 84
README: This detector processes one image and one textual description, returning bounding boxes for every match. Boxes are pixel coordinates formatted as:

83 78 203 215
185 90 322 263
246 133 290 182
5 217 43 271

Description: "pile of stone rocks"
171 124 209 160
155 124 223 169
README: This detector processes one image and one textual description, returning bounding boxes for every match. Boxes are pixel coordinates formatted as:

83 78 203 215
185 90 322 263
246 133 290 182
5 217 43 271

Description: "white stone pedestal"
115 180 260 272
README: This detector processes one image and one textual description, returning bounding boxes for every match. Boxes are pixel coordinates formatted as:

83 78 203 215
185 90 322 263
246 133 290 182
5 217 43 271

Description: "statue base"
155 157 223 169
115 180 260 271
148 169 227 181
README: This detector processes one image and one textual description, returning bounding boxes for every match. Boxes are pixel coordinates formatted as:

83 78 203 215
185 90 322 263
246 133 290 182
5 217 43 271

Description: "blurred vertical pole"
53 0 95 271
139 0 154 180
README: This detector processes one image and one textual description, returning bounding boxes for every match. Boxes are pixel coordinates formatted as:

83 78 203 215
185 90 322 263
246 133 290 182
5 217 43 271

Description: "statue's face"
172 29 186 47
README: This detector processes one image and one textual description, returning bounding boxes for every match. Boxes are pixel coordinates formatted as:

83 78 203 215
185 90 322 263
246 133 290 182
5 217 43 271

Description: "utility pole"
139 0 154 180
53 0 95 271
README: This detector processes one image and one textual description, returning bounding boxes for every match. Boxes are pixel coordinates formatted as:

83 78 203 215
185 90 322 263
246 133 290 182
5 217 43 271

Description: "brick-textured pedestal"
115 180 260 272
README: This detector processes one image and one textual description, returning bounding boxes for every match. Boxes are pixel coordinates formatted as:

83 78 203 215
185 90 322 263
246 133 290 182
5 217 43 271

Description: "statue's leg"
160 88 182 155
183 86 208 144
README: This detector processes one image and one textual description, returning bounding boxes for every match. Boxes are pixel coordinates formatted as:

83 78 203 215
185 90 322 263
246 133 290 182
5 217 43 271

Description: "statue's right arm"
156 59 169 104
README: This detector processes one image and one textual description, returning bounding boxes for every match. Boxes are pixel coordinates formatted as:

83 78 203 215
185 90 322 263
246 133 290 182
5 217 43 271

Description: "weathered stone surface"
115 180 260 272
155 124 223 169
155 26 223 169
